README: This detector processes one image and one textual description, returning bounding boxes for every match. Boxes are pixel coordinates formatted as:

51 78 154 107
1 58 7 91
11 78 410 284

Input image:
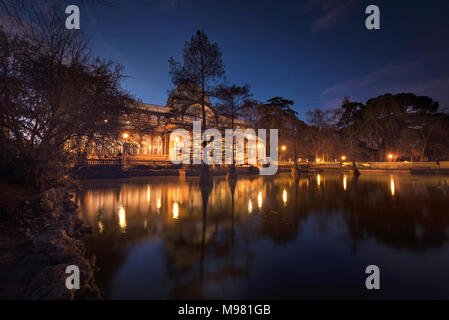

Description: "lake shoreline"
0 184 101 300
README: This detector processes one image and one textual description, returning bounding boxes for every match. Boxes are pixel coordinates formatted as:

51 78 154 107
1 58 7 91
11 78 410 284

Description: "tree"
336 93 442 162
337 97 365 161
0 9 130 189
213 83 251 130
213 83 251 175
265 97 297 161
168 30 225 185
168 30 225 132
306 109 338 161
240 99 264 128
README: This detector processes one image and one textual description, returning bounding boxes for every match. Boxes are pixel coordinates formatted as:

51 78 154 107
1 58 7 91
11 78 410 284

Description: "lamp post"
122 133 129 160
340 155 346 167
281 145 286 162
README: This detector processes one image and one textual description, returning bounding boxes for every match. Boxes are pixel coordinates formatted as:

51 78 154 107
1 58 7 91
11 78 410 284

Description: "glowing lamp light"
341 156 346 161
281 145 287 151
316 158 321 163
122 132 129 139
388 154 394 160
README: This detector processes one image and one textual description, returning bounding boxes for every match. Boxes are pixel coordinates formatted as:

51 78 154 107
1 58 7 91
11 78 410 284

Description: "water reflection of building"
75 174 449 298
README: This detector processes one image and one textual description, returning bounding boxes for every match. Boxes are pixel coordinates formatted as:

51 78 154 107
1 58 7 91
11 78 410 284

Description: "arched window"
153 136 163 155
141 136 152 155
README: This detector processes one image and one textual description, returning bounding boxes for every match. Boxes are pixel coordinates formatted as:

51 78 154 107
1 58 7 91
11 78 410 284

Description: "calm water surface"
75 173 449 299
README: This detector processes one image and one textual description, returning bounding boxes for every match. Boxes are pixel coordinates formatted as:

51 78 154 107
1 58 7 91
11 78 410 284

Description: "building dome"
166 80 218 125
166 80 212 112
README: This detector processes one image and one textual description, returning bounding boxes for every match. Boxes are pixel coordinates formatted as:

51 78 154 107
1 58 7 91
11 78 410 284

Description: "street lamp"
122 133 130 160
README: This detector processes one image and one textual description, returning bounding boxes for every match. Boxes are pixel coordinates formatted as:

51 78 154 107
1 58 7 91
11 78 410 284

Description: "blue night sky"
81 0 449 119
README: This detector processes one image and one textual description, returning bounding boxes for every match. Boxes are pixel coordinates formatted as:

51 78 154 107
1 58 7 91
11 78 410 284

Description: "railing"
87 159 121 166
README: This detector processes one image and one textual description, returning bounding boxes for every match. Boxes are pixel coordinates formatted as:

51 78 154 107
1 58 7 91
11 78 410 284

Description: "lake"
75 173 449 299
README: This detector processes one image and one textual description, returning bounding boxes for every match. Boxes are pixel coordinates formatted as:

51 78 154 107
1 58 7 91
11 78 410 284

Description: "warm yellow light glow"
282 189 288 205
98 221 104 234
173 202 179 219
390 177 395 196
388 154 394 160
258 191 263 208
118 206 127 232
248 199 253 213
146 185 151 203
157 197 161 209
343 175 347 191
317 174 321 186
257 143 263 149
175 137 180 143
341 155 346 161
281 145 287 151
316 158 321 163
122 132 129 139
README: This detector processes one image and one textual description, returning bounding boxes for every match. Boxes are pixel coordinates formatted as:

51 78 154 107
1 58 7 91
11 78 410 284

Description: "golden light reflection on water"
74 174 449 299
390 177 395 196
118 206 127 232
75 174 447 242
173 202 180 219
98 220 104 234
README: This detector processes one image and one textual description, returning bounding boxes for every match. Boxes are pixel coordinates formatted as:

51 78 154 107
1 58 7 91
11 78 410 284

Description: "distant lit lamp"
122 133 129 158
341 155 346 161
280 145 287 161
388 153 394 161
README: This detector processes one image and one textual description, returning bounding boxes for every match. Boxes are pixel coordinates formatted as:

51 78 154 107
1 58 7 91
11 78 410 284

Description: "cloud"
320 46 449 109
301 0 356 33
